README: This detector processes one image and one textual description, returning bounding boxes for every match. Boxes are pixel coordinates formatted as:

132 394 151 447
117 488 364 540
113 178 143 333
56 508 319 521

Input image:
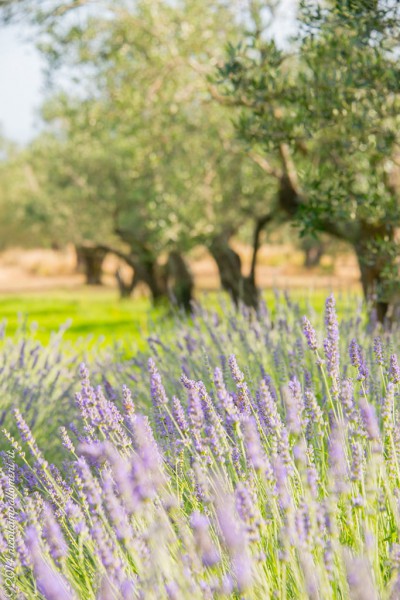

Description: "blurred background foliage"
0 0 399 321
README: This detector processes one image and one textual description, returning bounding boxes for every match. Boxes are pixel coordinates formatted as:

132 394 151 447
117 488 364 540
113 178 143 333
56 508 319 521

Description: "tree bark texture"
75 244 107 285
166 251 194 312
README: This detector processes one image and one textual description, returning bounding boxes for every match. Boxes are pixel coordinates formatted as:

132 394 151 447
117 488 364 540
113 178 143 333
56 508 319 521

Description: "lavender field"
1 294 400 599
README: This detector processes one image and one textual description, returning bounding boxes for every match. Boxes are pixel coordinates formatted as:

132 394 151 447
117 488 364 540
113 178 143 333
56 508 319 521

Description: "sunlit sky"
0 25 44 144
0 1 297 145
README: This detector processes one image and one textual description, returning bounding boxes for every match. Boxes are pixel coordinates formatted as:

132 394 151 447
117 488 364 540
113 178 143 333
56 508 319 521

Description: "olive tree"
3 0 277 306
218 0 400 320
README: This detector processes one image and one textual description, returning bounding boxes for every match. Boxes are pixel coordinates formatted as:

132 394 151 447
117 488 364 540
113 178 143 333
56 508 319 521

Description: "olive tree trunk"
210 214 270 309
98 245 167 303
354 228 394 324
76 244 107 285
166 251 194 312
134 258 167 304
209 235 246 306
274 156 396 323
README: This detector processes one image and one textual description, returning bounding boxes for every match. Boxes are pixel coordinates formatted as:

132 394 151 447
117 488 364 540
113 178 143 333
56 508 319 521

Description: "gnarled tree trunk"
274 153 395 324
356 258 389 323
210 213 271 310
354 223 395 324
209 234 244 306
76 244 107 285
98 245 167 303
133 257 167 304
166 251 194 312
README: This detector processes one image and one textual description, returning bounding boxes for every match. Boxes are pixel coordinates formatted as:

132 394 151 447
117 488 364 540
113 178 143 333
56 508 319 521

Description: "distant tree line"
0 0 399 320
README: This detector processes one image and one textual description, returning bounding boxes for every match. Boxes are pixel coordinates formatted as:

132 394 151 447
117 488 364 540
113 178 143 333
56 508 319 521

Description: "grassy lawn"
0 289 164 349
0 286 362 347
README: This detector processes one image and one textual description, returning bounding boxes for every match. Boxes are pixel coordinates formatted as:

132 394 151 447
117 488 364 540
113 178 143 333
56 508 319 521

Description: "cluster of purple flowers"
0 323 132 462
1 293 400 598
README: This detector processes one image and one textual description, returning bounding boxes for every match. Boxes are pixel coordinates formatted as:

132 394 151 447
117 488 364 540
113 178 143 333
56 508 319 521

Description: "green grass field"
0 286 362 349
0 289 163 350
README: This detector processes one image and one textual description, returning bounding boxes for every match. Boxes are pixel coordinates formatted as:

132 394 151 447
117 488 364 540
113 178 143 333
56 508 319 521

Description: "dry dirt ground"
0 244 361 295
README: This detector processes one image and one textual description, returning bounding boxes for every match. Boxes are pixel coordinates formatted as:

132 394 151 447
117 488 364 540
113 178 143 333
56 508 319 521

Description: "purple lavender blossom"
302 317 318 352
328 427 348 493
64 499 88 536
242 416 267 472
102 472 133 543
349 339 361 368
389 354 400 384
206 422 225 463
272 456 291 511
340 378 357 422
215 490 252 593
190 511 220 567
165 580 181 600
344 553 379 600
120 580 136 597
13 409 41 457
373 337 384 366
60 427 75 454
216 491 245 555
349 440 363 482
129 415 165 504
187 386 204 431
228 355 251 414
91 518 124 581
5 293 400 599
214 367 239 432
184 386 207 457
121 384 135 415
349 339 369 381
382 383 395 429
257 379 282 435
192 461 211 503
307 459 319 498
42 504 68 562
360 399 380 442
74 457 102 509
25 526 75 600
323 294 340 392
172 396 189 434
286 377 304 434
235 483 260 542
303 384 324 436
277 426 294 475
148 358 174 438
16 529 32 568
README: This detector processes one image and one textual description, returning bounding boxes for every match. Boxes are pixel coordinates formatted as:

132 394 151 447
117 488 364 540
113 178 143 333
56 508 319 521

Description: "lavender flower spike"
323 294 340 390
25 526 75 600
302 317 318 352
42 504 68 562
190 511 220 567
373 337 384 366
389 354 400 384
216 490 252 593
